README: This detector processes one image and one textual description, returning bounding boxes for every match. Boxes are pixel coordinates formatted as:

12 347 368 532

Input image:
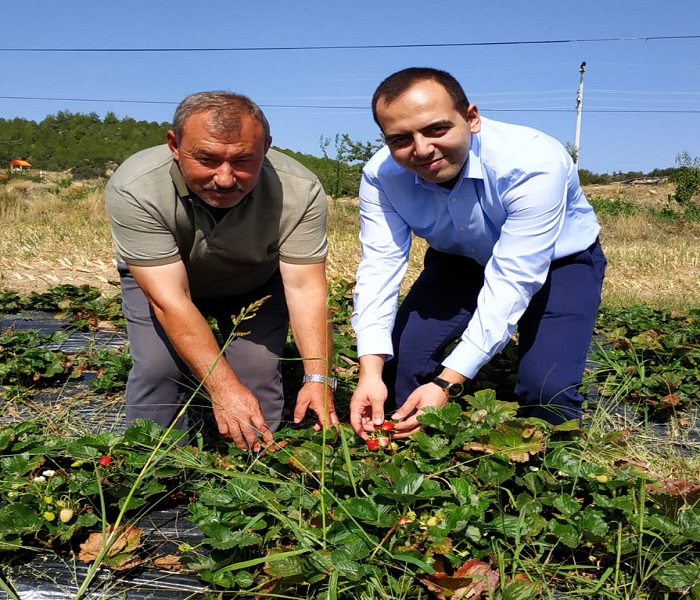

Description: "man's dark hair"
371 67 470 127
172 91 270 142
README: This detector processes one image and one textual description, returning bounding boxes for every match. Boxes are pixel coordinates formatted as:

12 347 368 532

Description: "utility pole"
573 61 586 168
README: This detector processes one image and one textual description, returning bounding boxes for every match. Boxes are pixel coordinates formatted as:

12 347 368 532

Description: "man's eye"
428 126 449 136
388 137 411 148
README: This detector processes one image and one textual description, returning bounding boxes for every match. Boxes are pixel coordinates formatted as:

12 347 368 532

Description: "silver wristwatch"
302 374 338 392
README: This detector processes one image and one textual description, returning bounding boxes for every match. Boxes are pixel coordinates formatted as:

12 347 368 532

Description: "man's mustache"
202 182 244 193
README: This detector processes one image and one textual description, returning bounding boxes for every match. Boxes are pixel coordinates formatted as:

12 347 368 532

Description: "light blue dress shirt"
351 117 601 379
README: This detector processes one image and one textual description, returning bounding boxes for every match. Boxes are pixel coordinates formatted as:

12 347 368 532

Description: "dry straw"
0 178 699 310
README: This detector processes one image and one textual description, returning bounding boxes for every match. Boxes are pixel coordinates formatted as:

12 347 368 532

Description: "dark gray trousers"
118 263 289 434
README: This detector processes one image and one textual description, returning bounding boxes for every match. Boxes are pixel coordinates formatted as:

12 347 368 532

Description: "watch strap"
302 374 337 391
432 376 464 398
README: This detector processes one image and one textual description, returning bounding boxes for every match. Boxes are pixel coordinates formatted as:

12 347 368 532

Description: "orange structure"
9 159 32 171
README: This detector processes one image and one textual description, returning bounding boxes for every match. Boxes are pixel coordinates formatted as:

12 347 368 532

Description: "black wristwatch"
432 377 464 399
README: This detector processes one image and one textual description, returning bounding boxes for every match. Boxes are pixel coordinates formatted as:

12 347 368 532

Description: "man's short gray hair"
172 91 270 142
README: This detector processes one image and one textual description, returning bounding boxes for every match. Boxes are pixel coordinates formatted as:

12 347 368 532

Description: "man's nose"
413 135 434 158
213 163 236 187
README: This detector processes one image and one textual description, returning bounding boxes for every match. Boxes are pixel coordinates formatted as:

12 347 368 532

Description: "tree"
335 133 382 165
565 142 579 165
669 151 700 207
319 135 346 199
0 113 171 175
318 134 383 199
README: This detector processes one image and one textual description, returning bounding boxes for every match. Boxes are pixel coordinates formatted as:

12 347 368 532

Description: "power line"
488 108 700 113
0 96 177 106
1 96 699 114
0 35 698 53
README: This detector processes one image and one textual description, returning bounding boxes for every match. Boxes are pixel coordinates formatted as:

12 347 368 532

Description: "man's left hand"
294 382 339 430
389 383 449 438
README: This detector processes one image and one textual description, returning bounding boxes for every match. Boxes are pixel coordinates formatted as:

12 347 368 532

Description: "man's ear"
467 104 481 134
165 130 180 161
264 136 272 154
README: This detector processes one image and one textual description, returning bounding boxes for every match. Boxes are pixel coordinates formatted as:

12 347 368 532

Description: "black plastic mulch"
0 313 214 598
0 509 209 599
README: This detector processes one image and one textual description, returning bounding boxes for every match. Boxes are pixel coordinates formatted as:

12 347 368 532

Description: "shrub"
669 151 700 207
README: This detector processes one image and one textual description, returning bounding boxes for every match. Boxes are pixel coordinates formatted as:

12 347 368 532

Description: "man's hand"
350 354 389 439
350 377 389 440
294 382 339 430
210 383 273 452
390 383 449 439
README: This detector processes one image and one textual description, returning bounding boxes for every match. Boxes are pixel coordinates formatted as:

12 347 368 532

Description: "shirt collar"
464 131 483 180
169 160 193 201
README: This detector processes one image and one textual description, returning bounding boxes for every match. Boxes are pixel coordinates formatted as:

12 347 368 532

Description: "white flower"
529 466 540 472
42 470 56 477
33 476 47 483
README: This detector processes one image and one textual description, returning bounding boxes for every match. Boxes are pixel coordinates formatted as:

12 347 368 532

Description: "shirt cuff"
355 325 395 361
441 339 491 380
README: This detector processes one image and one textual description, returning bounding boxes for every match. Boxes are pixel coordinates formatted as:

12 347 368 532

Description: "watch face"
433 377 464 398
445 382 464 398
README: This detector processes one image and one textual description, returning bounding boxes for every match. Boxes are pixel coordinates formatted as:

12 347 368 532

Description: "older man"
350 68 606 439
106 91 337 451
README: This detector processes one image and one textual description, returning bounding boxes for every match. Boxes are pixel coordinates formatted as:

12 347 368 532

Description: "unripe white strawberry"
59 508 74 523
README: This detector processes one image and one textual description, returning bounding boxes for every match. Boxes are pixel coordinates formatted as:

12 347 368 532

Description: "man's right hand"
350 354 389 439
210 383 273 452
349 378 388 440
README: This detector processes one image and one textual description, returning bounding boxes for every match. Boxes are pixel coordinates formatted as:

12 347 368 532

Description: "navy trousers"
383 241 607 424
119 264 290 434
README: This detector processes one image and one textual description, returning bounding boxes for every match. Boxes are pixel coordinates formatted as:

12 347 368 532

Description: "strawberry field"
0 283 698 599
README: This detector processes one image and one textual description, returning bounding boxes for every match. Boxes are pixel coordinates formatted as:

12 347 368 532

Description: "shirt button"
450 197 457 203
459 226 465 232
212 232 219 238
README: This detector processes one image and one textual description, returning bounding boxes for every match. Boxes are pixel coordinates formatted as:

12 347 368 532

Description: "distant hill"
0 112 172 179
0 111 682 194
0 112 356 193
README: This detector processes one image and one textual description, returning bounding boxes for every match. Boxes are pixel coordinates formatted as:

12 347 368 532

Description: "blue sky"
2 0 699 175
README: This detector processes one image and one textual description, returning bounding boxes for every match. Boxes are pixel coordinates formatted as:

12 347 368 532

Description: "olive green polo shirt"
105 145 328 298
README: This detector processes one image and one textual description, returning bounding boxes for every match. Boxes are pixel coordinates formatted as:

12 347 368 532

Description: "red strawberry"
98 456 112 467
380 421 395 432
366 439 379 451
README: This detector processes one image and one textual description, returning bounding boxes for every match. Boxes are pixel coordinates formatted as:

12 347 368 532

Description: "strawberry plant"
0 328 131 400
0 420 194 552
0 284 124 330
591 305 700 417
137 394 700 596
79 345 132 395
327 277 359 388
0 395 698 598
0 328 77 397
0 285 699 599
